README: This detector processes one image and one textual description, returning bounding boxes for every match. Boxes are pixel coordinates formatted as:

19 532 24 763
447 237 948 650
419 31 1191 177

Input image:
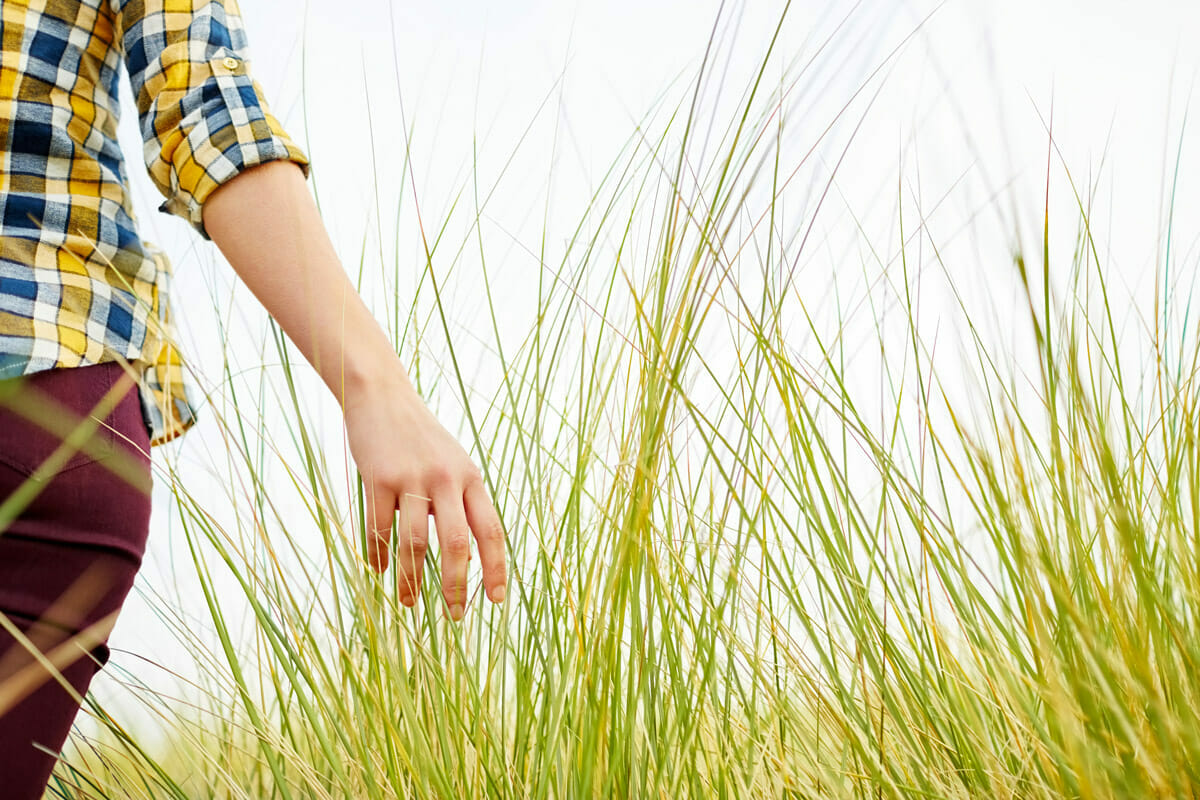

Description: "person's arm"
202 160 506 619
112 0 506 618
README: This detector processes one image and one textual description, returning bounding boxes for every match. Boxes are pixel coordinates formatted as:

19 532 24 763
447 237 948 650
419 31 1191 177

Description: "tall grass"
44 3 1200 798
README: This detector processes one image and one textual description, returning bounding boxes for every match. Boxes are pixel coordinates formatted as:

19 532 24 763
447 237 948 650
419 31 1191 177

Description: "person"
0 0 508 795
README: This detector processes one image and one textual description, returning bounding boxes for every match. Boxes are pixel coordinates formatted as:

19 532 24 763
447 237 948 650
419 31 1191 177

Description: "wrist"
336 344 418 409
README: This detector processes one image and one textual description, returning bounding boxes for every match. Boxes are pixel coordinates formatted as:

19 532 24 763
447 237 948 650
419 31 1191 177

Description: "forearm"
199 159 507 608
201 160 413 406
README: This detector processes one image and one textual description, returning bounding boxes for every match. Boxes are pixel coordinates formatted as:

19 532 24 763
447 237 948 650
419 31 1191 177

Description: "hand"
202 163 506 618
342 368 507 620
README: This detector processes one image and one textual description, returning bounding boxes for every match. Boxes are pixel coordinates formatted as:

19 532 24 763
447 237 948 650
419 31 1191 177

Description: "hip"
0 361 153 560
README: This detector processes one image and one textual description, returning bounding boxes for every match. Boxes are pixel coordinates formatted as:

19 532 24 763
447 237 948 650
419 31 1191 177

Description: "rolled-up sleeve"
114 0 310 239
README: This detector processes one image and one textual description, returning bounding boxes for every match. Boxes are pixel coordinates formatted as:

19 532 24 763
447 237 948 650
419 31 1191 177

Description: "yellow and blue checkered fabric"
0 0 309 445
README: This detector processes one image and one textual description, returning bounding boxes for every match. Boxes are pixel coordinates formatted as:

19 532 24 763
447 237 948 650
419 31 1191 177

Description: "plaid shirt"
0 0 309 445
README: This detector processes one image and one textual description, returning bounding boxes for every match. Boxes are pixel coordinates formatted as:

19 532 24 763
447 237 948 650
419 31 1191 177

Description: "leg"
0 363 152 799
0 539 143 798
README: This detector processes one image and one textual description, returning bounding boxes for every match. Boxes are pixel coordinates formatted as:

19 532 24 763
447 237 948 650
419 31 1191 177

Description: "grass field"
38 3 1200 798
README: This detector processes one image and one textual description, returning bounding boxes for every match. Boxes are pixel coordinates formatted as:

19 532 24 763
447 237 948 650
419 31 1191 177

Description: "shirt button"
222 56 240 70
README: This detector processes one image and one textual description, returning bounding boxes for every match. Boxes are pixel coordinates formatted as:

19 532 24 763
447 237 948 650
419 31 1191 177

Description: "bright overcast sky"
99 0 1200 732
124 0 1200 337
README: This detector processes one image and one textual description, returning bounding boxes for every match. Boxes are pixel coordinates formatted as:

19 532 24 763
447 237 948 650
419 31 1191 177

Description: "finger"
366 486 396 573
464 479 507 603
432 488 472 621
395 493 430 607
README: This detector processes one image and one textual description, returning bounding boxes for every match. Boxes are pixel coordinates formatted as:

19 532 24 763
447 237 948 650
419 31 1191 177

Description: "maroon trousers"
0 362 152 799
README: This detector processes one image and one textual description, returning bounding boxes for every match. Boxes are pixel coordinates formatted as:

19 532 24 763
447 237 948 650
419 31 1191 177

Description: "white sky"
97 0 1200 736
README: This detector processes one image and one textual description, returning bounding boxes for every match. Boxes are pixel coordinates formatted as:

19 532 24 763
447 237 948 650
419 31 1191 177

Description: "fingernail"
490 585 506 603
399 593 415 608
449 603 465 621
